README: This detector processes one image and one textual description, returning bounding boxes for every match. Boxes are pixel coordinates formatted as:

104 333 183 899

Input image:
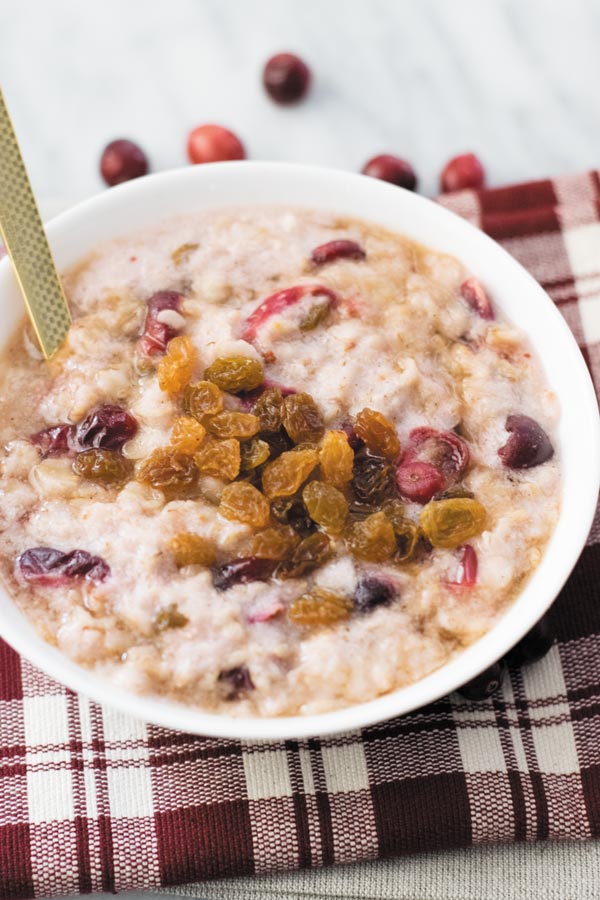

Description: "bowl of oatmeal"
0 163 597 739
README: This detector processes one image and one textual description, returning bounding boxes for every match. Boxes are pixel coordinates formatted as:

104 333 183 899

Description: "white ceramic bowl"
0 162 598 740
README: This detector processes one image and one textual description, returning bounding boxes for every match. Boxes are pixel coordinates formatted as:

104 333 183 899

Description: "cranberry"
263 53 311 104
311 240 366 267
361 155 417 192
30 424 77 458
460 278 494 320
187 124 245 164
139 290 184 356
217 666 255 699
504 615 554 668
240 284 337 343
76 405 138 451
440 153 485 193
403 427 470 486
354 577 396 613
395 460 444 504
17 547 110 586
447 545 478 588
457 660 505 701
341 423 365 451
212 557 277 591
100 139 148 187
498 415 554 469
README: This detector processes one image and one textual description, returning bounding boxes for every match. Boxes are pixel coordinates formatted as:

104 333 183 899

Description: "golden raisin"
419 498 487 549
154 604 189 631
319 430 354 487
302 481 348 533
170 416 206 453
183 381 224 419
289 589 353 626
170 532 216 567
206 412 260 439
219 482 270 527
281 393 324 444
393 519 420 561
354 408 400 460
205 356 263 393
346 511 396 562
157 335 197 393
243 526 300 560
194 436 240 481
73 448 133 486
262 448 319 499
252 387 283 432
137 448 198 499
299 302 330 332
381 498 406 529
278 532 332 579
240 439 271 471
171 242 199 266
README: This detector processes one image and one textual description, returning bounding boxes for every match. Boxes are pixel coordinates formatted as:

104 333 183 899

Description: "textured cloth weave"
1 172 600 899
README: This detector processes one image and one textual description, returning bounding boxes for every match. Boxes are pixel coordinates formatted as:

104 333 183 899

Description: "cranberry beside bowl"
0 163 597 741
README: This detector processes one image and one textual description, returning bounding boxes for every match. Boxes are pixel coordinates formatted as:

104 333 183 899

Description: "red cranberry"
440 153 485 193
311 240 366 267
460 278 494 320
218 666 255 699
240 284 337 343
212 557 277 591
100 140 149 187
498 415 554 469
457 660 505 701
17 547 110 586
76 405 138 451
395 460 444 504
187 124 245 164
354 577 396 613
139 290 184 356
448 545 478 588
504 615 554 667
30 424 77 458
361 155 417 192
263 53 311 104
405 427 470 482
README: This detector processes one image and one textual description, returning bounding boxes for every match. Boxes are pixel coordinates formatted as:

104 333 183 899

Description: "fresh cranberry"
212 557 277 591
361 155 417 191
460 278 494 320
217 666 255 699
498 415 554 469
30 424 77 458
187 124 245 164
504 615 554 667
76 405 138 451
405 427 470 482
139 290 184 356
447 545 478 589
100 140 148 187
440 153 485 193
311 240 366 267
17 547 110 586
354 576 396 613
263 53 311 104
457 660 505 701
240 284 337 343
395 460 445 503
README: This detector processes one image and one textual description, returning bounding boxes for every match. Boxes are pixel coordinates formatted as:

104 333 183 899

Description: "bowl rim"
0 160 598 740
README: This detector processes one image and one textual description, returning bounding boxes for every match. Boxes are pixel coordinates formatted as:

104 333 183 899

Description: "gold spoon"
0 88 71 358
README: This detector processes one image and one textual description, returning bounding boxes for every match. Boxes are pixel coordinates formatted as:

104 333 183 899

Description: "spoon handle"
0 88 71 358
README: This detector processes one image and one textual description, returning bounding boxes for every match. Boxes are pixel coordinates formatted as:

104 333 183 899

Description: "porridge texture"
0 208 560 716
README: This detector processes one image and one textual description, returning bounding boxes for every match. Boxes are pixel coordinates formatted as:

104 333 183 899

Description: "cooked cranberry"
30 424 77 458
218 666 255 699
361 155 417 191
311 240 366 267
448 545 478 588
405 427 470 482
457 660 505 701
263 53 311 104
395 460 444 503
139 290 184 356
240 285 337 343
505 615 554 667
354 576 396 613
498 415 554 469
460 278 494 320
76 405 138 451
212 557 277 591
187 124 245 164
100 139 149 187
17 547 110 586
440 153 485 193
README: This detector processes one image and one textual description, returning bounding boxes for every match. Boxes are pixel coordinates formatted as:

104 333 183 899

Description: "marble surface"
2 2 600 898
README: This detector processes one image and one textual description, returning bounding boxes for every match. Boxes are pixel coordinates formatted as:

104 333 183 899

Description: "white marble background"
2 1 600 898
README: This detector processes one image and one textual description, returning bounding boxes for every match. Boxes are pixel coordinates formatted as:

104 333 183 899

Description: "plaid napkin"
1 172 600 900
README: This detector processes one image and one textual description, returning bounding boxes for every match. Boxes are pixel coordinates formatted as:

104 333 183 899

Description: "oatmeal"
0 208 560 716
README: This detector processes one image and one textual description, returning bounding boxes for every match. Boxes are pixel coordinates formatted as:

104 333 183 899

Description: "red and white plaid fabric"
1 172 600 899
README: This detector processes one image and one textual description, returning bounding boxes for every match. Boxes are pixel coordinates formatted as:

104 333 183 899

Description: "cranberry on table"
440 153 485 193
100 139 149 187
263 53 311 104
361 155 418 192
457 660 506 701
186 124 246 164
498 414 554 469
